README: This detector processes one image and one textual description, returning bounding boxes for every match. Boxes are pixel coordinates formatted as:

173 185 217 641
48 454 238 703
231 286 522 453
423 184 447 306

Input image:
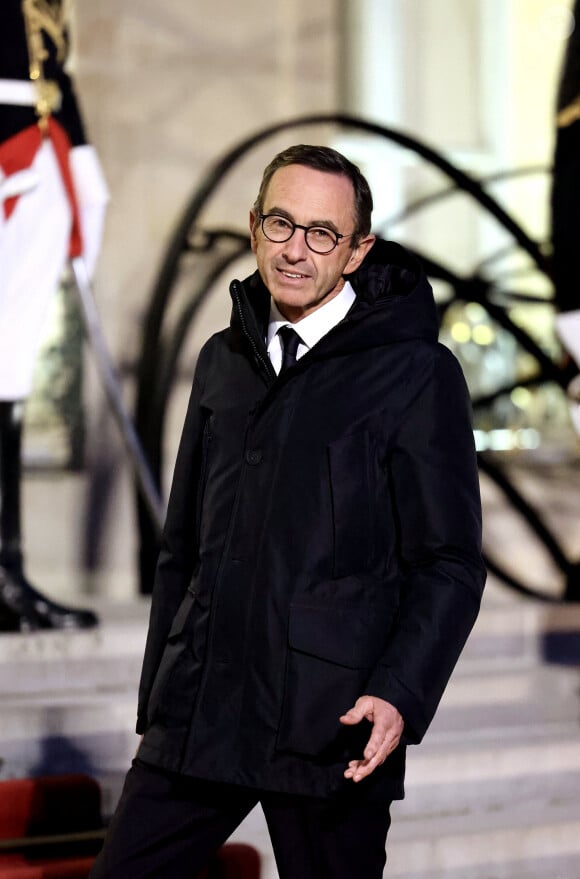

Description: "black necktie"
278 326 301 373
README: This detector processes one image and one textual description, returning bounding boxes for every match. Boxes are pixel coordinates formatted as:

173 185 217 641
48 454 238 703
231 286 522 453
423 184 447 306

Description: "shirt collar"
266 281 356 350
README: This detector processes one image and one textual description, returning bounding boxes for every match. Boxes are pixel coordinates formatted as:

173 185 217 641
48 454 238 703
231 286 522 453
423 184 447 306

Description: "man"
0 0 108 630
91 145 485 878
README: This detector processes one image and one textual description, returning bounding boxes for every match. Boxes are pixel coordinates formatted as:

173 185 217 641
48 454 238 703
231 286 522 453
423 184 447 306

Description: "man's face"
250 164 375 323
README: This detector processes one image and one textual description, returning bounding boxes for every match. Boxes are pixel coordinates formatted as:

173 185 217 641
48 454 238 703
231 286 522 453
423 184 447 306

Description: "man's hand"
339 695 404 782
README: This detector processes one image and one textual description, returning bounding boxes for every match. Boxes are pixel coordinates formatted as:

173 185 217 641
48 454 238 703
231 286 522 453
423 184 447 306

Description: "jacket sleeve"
365 344 486 744
136 355 207 734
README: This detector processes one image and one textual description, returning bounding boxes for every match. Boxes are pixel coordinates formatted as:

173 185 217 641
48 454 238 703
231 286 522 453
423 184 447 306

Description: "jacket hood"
231 238 439 360
345 238 438 347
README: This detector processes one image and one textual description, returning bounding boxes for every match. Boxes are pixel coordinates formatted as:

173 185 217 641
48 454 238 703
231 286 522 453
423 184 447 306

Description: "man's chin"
271 287 311 313
273 303 305 323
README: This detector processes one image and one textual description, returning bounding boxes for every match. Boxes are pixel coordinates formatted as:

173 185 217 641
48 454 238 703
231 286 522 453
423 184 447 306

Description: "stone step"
387 798 580 878
457 594 580 667
430 663 580 736
409 718 580 776
381 852 580 879
0 600 149 695
402 768 580 824
1 593 579 877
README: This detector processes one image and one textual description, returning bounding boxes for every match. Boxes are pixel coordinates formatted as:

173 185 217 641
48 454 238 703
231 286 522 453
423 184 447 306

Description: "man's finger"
344 751 383 782
363 715 390 758
339 696 373 725
338 707 363 725
344 737 394 782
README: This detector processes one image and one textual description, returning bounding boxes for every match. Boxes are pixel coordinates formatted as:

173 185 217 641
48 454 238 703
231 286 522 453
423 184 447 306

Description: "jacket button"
245 449 263 465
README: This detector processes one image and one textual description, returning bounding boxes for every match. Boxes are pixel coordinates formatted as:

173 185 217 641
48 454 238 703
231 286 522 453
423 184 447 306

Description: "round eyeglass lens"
305 227 337 253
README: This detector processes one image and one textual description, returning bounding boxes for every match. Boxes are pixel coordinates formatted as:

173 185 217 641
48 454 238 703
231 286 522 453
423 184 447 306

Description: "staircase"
0 600 147 818
1 583 579 878
384 581 580 878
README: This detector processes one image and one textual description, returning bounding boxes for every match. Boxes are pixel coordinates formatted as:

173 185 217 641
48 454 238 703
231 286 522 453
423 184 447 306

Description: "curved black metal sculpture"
135 113 579 602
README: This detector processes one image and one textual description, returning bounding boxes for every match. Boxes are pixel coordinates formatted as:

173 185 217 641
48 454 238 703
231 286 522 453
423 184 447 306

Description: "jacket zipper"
230 280 276 384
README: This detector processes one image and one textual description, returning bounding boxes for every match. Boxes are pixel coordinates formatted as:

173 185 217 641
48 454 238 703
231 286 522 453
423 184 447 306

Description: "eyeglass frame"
258 213 356 254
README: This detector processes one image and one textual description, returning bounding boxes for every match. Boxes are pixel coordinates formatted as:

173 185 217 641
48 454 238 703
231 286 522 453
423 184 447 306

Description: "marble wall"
75 0 339 354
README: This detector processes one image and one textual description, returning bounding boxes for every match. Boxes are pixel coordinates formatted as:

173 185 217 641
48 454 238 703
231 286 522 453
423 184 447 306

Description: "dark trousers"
90 759 392 879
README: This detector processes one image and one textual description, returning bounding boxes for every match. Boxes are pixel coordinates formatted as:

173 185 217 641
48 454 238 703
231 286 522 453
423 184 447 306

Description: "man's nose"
282 228 309 260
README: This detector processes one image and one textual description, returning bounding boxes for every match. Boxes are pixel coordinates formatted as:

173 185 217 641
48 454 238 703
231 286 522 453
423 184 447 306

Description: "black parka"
137 239 486 803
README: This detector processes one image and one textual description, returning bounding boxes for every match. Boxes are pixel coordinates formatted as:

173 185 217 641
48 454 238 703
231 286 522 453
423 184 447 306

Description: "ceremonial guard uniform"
0 0 108 630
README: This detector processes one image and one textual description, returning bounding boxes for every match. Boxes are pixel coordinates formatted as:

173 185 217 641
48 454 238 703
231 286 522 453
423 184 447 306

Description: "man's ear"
345 234 376 274
249 210 258 253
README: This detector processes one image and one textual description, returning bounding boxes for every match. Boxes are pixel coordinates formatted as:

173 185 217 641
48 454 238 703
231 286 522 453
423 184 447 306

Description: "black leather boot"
0 401 98 631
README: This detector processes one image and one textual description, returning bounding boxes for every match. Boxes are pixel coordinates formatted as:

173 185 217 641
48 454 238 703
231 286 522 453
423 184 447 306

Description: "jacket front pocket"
276 597 393 758
146 587 199 728
328 430 374 577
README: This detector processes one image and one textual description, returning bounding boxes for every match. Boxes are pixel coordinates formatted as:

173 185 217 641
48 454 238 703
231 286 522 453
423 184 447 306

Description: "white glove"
68 144 109 278
0 167 41 235
0 167 41 200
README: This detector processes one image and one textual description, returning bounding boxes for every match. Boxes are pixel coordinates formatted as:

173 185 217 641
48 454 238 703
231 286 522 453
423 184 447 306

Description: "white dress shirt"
266 282 356 374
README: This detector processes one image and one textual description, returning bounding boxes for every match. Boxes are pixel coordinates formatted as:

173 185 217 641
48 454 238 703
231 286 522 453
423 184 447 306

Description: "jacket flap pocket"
288 602 386 669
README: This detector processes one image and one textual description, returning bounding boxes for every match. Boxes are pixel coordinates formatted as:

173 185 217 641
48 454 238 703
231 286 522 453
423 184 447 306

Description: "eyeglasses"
259 214 354 255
